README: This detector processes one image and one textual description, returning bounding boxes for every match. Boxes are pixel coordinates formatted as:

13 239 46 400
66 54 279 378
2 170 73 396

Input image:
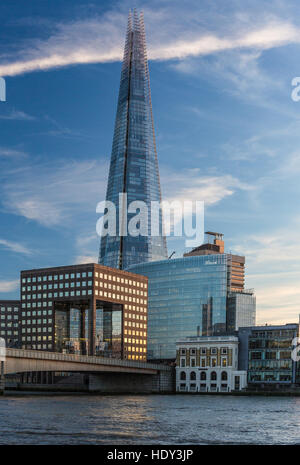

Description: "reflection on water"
0 394 300 444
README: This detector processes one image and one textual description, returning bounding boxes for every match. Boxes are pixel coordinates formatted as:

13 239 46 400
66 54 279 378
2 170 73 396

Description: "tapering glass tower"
99 10 168 269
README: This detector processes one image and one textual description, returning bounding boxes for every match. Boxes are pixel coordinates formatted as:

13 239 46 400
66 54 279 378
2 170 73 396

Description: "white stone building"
176 336 247 392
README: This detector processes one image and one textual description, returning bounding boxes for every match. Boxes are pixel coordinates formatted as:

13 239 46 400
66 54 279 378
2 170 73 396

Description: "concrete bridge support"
88 369 174 394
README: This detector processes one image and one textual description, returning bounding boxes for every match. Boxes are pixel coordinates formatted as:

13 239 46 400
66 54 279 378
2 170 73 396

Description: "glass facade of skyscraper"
129 254 228 360
99 10 167 270
226 291 256 331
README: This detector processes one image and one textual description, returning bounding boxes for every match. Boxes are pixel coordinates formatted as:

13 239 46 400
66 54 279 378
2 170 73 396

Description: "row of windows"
94 272 147 288
22 335 52 341
22 281 93 291
22 289 93 300
0 322 18 328
0 315 19 320
124 330 146 337
126 355 147 360
124 317 147 325
180 347 228 356
180 357 229 368
22 344 52 350
124 323 147 330
0 307 19 312
22 272 93 283
95 281 146 295
21 319 52 325
179 371 229 381
125 346 147 353
0 330 18 336
95 289 146 304
124 338 147 345
22 310 52 316
21 327 52 333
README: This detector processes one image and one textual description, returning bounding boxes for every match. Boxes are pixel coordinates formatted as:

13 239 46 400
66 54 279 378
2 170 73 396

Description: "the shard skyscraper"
99 10 168 269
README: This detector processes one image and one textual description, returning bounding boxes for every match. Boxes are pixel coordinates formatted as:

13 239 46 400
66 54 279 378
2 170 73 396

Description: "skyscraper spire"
99 10 168 269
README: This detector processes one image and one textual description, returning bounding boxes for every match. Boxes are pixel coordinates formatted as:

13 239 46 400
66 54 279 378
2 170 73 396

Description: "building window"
180 371 186 381
211 371 217 381
221 371 228 381
180 358 186 367
190 371 196 381
200 371 206 381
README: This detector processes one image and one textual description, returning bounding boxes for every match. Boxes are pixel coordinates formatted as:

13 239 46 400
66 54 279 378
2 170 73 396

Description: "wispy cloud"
0 238 32 255
0 279 19 293
161 168 253 205
1 6 300 77
0 147 27 158
75 254 98 264
2 158 109 227
0 109 36 121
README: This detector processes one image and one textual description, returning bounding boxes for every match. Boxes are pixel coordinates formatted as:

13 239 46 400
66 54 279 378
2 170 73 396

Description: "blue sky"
1 0 300 325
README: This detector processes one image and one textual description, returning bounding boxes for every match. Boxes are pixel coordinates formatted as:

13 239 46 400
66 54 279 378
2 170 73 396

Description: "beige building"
176 336 247 392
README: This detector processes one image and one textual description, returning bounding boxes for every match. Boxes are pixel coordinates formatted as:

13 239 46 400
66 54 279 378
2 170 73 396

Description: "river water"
0 394 299 444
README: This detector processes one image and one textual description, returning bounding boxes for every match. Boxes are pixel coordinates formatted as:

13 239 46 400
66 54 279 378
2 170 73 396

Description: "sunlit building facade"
20 263 148 360
176 336 247 392
99 10 167 270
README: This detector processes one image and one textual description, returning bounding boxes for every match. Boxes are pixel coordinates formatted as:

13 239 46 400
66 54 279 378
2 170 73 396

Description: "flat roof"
20 263 148 281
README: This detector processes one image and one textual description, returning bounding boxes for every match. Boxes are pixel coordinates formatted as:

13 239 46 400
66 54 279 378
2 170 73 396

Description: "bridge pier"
88 370 174 394
0 361 5 395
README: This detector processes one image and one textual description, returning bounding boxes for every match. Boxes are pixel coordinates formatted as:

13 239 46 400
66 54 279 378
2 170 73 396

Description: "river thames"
0 394 299 444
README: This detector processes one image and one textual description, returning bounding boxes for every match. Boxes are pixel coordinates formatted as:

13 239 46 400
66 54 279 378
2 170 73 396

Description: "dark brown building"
20 263 148 361
0 300 20 347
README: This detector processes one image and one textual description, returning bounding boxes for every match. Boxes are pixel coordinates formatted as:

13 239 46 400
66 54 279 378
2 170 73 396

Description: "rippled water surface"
0 394 299 444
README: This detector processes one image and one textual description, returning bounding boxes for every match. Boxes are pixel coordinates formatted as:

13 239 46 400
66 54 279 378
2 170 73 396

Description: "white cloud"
3 158 109 227
0 279 19 292
161 168 253 205
0 238 32 255
0 147 27 158
75 255 98 264
0 7 300 77
231 224 300 325
0 110 36 121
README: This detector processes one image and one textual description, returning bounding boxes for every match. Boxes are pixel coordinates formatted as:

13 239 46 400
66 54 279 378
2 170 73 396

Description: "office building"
226 289 256 331
0 300 20 347
20 263 148 360
184 232 245 292
99 10 168 269
129 254 228 360
238 323 299 388
129 233 256 361
176 336 247 392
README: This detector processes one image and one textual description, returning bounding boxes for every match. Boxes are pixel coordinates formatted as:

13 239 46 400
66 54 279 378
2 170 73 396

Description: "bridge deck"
4 349 172 375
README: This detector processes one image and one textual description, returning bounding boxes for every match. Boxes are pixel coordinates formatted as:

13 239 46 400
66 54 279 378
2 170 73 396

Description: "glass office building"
238 324 299 388
129 254 228 360
226 290 256 331
99 10 168 270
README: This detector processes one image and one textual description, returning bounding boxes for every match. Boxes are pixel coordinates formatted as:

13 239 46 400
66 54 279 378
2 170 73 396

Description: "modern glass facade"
99 10 167 270
128 254 228 360
226 291 256 331
238 324 299 387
